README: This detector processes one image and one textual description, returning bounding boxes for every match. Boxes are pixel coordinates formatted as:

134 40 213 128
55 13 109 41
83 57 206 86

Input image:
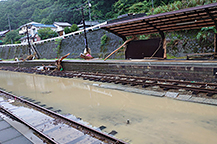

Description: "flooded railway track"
1 66 217 97
0 89 127 144
72 72 217 97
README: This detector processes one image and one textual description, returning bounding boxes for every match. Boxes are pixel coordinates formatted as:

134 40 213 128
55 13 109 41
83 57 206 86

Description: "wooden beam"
205 8 217 27
111 24 149 32
121 29 158 36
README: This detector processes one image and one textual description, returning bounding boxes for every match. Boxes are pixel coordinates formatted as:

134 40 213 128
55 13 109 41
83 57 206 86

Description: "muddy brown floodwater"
0 70 217 144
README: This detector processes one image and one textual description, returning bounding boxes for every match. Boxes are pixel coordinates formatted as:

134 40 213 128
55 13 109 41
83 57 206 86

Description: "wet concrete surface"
0 112 43 144
0 94 102 144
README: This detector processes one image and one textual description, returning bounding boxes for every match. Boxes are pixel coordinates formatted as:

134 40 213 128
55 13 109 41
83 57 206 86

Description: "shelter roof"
100 3 217 38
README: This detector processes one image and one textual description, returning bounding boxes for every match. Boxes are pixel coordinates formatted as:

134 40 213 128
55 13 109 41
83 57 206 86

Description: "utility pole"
7 14 13 44
81 2 88 52
88 0 91 22
26 25 31 55
151 0 154 12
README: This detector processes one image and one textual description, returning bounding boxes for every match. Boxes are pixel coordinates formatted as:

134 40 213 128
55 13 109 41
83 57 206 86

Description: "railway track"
70 71 217 97
0 89 127 144
2 66 217 97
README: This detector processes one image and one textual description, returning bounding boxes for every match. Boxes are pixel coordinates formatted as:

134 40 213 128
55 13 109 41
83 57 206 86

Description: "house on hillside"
19 22 57 44
0 30 10 45
19 21 72 43
53 22 72 36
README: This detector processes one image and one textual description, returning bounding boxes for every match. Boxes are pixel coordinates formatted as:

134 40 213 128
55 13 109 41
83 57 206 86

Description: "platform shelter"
100 3 217 59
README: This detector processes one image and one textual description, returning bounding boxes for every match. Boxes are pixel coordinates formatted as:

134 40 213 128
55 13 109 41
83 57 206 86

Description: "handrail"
0 21 107 47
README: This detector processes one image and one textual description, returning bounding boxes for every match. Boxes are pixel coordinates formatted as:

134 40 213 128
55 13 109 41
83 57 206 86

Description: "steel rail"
0 89 127 144
76 72 217 96
96 73 217 87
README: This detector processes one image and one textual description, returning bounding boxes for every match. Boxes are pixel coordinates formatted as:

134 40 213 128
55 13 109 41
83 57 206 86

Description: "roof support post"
145 20 166 59
205 8 217 55
159 31 167 59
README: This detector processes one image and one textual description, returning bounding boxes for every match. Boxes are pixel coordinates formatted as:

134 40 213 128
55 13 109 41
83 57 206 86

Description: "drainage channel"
0 90 127 144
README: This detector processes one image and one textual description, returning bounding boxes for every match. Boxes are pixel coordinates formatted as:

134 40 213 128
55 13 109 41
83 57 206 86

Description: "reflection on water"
0 70 217 144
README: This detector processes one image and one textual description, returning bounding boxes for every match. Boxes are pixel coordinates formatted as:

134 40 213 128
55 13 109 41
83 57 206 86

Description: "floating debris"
99 126 106 131
108 130 118 136
8 99 15 103
126 119 130 124
41 91 52 94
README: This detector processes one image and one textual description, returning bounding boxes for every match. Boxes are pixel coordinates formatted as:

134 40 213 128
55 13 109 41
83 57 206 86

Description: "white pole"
88 0 92 26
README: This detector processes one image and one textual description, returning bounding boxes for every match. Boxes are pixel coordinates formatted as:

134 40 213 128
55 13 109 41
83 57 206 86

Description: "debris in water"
8 99 15 103
126 119 130 124
108 130 118 136
99 126 106 131
41 91 52 94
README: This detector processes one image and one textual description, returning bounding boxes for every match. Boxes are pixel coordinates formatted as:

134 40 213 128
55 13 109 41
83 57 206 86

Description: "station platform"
0 117 33 144
0 96 43 144
1 59 217 83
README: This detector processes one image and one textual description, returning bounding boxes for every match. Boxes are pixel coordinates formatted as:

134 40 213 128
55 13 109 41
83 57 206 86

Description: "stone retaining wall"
0 29 123 60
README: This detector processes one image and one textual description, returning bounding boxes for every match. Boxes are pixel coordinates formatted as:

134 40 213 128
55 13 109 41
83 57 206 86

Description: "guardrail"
0 21 107 47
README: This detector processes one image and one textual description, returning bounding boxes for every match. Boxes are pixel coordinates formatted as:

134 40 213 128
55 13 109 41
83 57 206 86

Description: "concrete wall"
0 29 123 60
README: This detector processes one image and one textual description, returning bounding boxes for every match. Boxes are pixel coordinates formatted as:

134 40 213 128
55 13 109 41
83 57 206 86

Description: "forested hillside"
0 0 216 31
0 0 179 31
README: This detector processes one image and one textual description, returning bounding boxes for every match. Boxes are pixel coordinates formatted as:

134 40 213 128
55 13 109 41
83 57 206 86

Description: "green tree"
90 0 117 20
128 1 151 13
3 30 21 44
112 0 143 17
38 28 58 40
64 27 71 34
196 26 216 53
70 24 79 32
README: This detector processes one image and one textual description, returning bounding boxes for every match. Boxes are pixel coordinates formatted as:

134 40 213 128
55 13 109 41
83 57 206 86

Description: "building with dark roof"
53 22 72 36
